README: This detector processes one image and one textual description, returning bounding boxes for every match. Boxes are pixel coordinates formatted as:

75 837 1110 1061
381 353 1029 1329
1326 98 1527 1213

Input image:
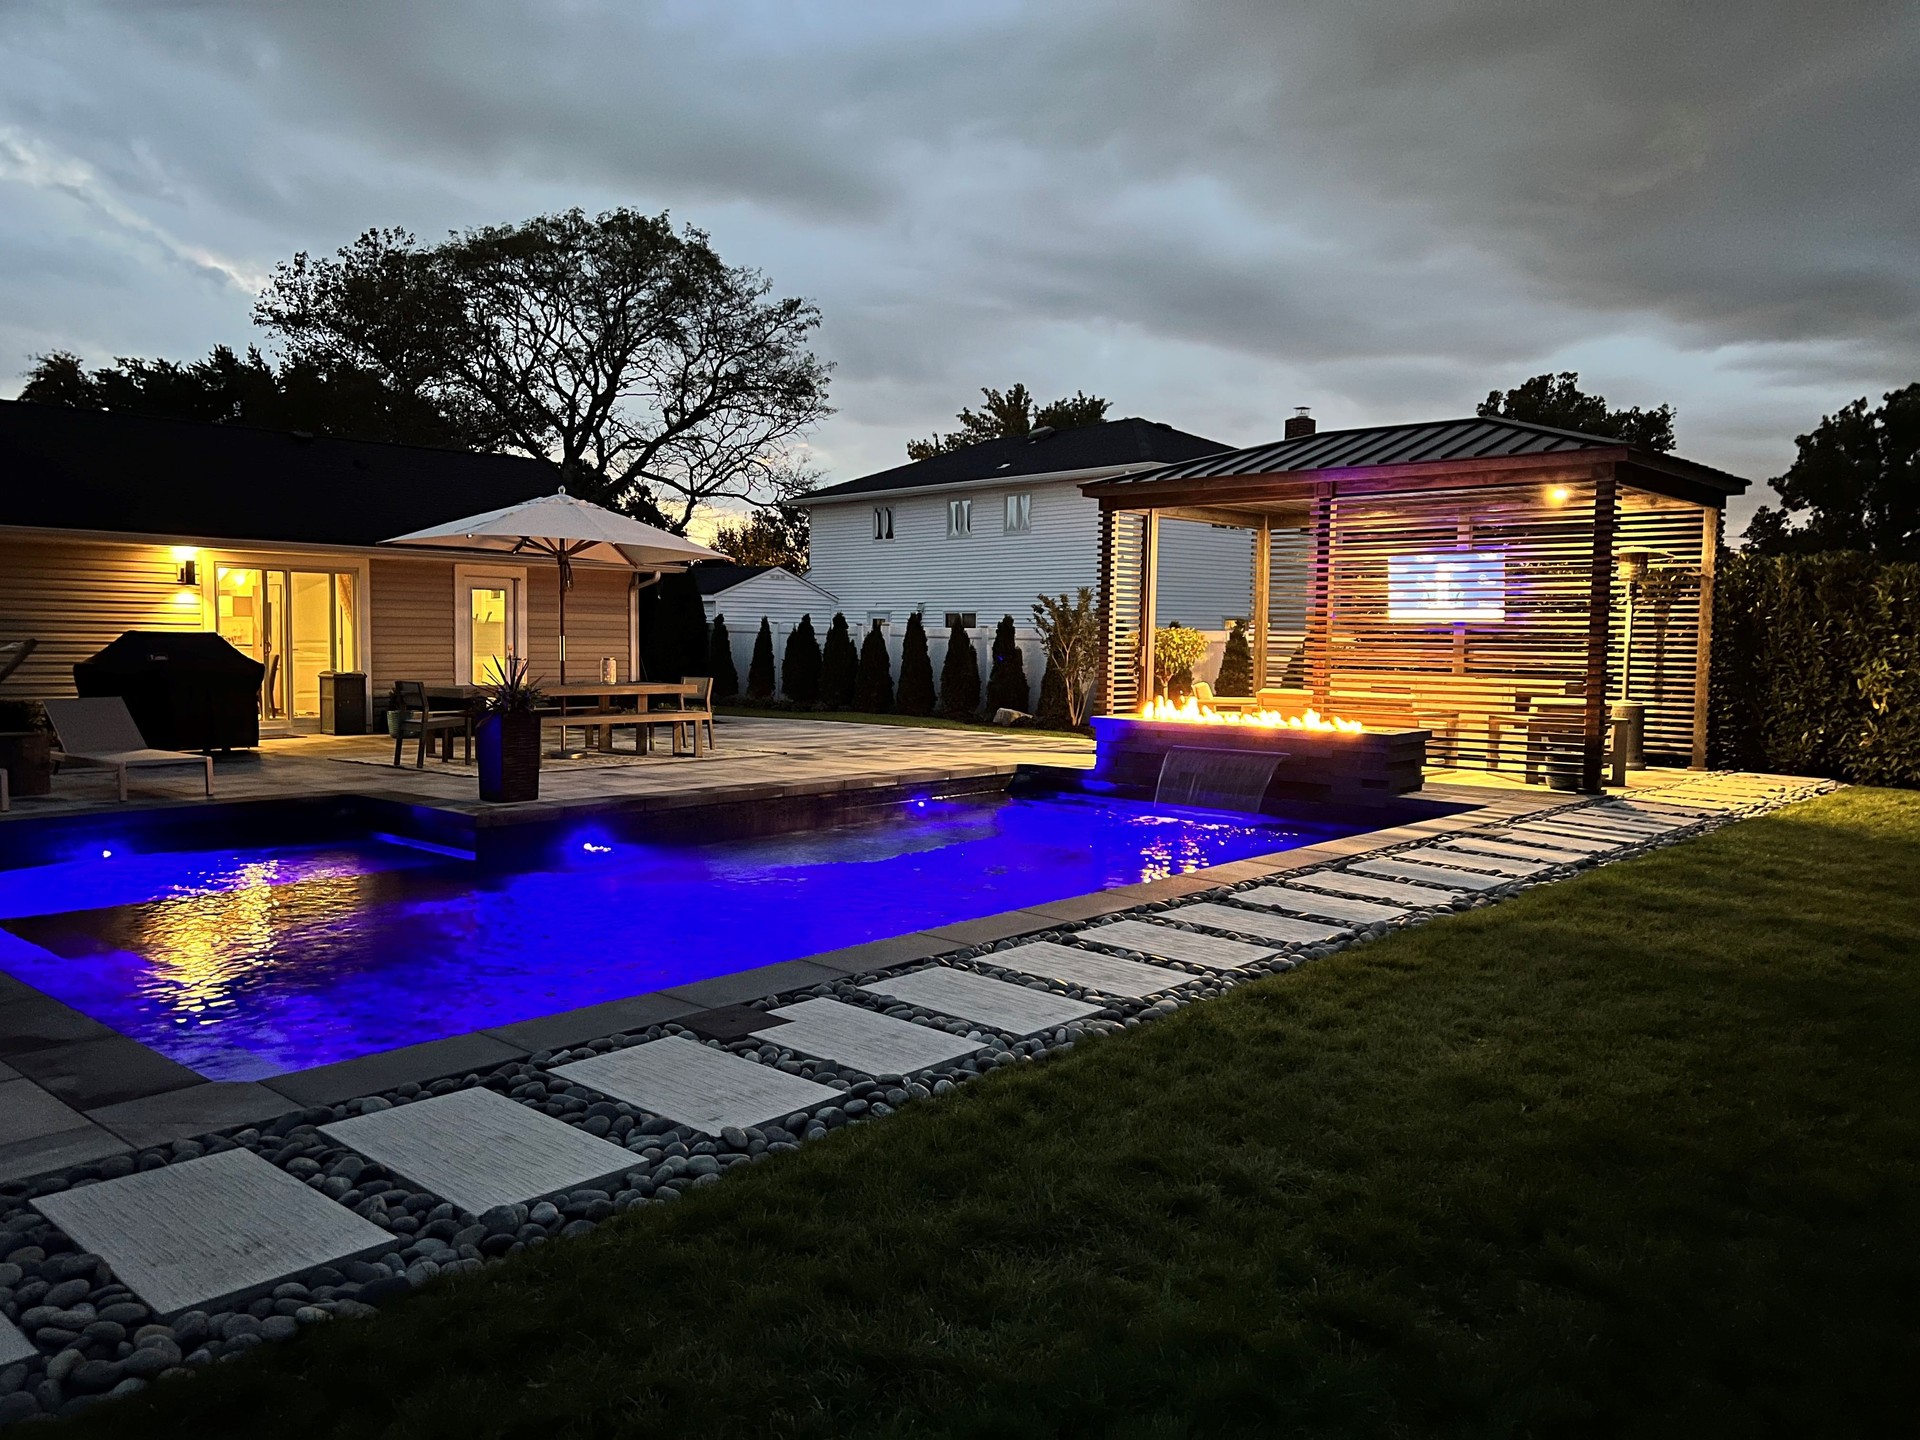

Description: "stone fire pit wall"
1089 716 1430 810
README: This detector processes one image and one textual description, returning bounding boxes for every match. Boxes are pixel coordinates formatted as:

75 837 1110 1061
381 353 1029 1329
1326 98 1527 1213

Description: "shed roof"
0 399 559 547
797 416 1231 502
1104 415 1748 495
691 563 773 595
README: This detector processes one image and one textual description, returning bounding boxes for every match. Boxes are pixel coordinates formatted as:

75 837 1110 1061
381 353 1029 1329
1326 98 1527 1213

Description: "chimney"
1284 406 1316 440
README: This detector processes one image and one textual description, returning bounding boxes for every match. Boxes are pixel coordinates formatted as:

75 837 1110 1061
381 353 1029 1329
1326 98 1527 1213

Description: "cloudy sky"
4 0 1917 528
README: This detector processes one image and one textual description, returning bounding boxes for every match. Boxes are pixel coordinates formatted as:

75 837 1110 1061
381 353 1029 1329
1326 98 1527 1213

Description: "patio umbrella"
384 487 724 682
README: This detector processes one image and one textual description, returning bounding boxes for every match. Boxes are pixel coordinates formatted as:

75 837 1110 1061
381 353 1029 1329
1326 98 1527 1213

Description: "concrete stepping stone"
1518 818 1645 844
32 1148 391 1317
1350 857 1505 892
753 998 984 1075
1505 825 1622 853
1078 918 1279 970
322 1086 634 1217
1395 845 1549 878
1596 806 1695 828
976 940 1187 999
1232 885 1408 925
1 1315 34 1367
1170 902 1350 947
1435 836 1587 864
553 1037 840 1137
1288 870 1463 906
862 967 1103 1034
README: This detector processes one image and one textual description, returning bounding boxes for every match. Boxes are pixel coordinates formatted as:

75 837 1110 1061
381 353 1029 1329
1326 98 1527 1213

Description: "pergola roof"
1093 416 1749 498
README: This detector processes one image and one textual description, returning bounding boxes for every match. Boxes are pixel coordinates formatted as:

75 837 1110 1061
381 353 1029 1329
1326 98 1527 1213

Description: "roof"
691 563 773 595
0 399 562 547
1105 415 1749 494
797 416 1232 502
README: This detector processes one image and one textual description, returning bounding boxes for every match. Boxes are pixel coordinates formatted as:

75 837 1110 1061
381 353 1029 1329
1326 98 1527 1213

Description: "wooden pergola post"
1306 483 1334 708
1252 515 1271 689
1139 510 1161 704
1096 506 1115 716
1691 505 1719 769
1580 472 1619 792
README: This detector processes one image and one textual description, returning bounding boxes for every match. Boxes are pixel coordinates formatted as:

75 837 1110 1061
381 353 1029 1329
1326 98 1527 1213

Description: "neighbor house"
693 562 842 684
794 416 1255 687
0 400 646 729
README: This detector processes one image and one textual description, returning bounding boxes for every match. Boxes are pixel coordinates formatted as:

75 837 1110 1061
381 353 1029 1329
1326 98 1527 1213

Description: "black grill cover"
73 631 265 751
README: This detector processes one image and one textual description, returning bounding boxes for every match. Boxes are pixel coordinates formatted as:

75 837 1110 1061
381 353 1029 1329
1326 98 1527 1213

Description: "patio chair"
1193 680 1256 714
390 680 472 769
40 697 214 802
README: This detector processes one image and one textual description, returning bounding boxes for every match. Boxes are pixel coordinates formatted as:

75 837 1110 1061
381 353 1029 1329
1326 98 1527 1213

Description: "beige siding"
368 557 455 689
526 566 633 682
0 535 203 695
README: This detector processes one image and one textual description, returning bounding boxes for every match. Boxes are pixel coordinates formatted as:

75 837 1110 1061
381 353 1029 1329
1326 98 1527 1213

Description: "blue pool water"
0 795 1350 1080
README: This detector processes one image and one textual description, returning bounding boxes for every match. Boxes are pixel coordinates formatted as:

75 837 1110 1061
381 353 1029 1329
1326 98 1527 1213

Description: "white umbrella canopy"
384 486 725 682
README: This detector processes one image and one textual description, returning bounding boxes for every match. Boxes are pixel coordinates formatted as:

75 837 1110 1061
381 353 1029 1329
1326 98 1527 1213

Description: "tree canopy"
1477 372 1676 452
254 208 832 530
1744 384 1919 561
711 504 809 573
907 384 1109 460
19 345 470 449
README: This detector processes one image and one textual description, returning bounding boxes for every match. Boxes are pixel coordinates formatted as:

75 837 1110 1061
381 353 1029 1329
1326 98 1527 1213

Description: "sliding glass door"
213 565 359 731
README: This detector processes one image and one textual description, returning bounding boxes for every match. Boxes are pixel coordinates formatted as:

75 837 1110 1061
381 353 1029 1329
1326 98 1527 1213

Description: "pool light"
582 841 612 855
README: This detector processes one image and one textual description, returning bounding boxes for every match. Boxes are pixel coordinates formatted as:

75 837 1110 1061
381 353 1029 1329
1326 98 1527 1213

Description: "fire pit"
1091 701 1429 810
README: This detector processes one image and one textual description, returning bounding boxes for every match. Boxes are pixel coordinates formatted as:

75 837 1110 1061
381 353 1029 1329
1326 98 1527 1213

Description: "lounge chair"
41 697 214 802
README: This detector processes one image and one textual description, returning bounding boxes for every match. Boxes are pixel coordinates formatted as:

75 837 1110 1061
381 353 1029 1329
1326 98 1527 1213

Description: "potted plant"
384 683 407 738
476 658 543 803
0 698 52 798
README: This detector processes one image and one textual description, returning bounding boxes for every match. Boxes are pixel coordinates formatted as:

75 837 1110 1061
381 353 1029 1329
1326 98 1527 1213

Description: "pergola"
1082 417 1749 793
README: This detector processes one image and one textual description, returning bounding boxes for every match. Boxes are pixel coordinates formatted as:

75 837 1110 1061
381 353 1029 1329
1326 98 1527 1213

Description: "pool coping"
0 776 1576 1178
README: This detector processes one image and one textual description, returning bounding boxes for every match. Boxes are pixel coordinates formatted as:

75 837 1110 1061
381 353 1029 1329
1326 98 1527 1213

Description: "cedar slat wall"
368 558 456 689
1104 511 1147 714
0 536 201 695
1607 489 1712 764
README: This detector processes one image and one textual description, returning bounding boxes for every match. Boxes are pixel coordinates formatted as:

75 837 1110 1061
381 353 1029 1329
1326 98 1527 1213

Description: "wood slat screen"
1103 509 1147 714
1265 524 1312 688
1609 489 1714 765
1310 477 1612 777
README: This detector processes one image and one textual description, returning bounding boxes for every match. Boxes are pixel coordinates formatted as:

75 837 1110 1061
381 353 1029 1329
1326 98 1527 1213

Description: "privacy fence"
1710 552 1920 787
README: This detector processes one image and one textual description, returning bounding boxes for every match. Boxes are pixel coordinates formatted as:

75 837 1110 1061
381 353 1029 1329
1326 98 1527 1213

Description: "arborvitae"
820 613 857 709
782 613 822 705
854 620 894 712
673 576 711 680
746 618 776 701
896 611 936 715
1035 655 1069 727
984 614 1029 714
707 614 740 700
638 571 707 681
1216 618 1254 696
938 620 982 719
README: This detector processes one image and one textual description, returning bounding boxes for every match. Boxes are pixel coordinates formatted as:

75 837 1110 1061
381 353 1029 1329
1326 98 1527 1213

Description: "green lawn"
78 789 1920 1438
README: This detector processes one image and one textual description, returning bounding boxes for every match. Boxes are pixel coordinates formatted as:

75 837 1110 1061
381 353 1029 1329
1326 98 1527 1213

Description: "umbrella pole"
557 552 567 685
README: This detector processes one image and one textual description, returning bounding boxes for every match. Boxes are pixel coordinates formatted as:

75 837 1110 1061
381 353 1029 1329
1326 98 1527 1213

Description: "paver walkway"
1077 920 1277 970
554 1037 842 1137
862 968 1102 1036
751 999 984 1075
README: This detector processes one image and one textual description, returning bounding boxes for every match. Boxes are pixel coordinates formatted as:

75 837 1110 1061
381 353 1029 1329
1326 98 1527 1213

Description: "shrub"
782 614 822 705
1709 551 1920 787
746 618 776 701
1035 656 1069 727
1152 625 1209 702
820 613 857 709
985 615 1030 714
939 621 982 718
707 615 741 700
1031 589 1099 726
1216 619 1253 696
897 612 936 715
854 620 894 712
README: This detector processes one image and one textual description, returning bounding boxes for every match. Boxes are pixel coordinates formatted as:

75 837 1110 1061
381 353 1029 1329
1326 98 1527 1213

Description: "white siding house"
796 418 1251 698
694 564 842 689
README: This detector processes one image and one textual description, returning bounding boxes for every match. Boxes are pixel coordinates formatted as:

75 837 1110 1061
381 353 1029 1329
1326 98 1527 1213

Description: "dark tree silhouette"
939 621 982 719
1744 384 1919 561
782 614 822 705
1215 619 1254 697
1478 372 1675 452
908 384 1110 459
707 615 740 700
854 620 894 713
896 612 936 716
820 613 857 709
985 615 1030 714
746 618 776 701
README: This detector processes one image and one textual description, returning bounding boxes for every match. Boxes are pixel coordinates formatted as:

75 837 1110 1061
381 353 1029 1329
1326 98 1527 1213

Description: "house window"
944 612 977 630
947 498 972 537
872 506 893 541
1004 492 1032 533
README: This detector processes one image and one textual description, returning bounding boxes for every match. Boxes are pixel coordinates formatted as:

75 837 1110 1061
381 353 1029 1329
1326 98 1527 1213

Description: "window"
947 497 972 537
1004 491 1032 533
872 505 893 541
943 612 978 630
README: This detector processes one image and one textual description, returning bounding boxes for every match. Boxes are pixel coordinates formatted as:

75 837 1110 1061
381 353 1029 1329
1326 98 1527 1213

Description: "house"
1085 414 1750 787
692 563 842 684
793 417 1251 687
0 400 646 729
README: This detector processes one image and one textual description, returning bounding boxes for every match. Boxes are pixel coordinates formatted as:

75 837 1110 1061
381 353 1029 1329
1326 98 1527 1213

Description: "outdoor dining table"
544 681 702 756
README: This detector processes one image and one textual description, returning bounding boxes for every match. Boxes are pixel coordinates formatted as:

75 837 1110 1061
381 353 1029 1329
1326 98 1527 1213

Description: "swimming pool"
0 794 1354 1080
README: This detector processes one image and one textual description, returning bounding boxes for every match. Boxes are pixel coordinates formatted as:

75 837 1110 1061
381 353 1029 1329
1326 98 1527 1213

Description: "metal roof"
1104 416 1747 493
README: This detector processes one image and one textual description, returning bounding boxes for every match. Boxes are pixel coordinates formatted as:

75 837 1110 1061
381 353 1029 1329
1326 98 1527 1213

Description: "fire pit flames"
1139 695 1365 733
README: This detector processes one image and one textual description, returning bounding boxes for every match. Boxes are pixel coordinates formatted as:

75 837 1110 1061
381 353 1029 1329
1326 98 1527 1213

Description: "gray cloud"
2 0 1916 516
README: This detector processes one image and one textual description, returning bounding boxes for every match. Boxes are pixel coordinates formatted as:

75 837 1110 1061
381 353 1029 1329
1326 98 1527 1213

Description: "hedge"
1710 551 1920 786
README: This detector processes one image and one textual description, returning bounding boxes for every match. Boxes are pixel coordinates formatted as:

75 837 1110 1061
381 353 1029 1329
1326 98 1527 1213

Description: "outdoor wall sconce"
171 546 199 586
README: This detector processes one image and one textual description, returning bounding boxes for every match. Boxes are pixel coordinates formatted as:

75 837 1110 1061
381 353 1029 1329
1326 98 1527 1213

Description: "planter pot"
477 711 541 803
0 731 53 798
385 707 405 738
